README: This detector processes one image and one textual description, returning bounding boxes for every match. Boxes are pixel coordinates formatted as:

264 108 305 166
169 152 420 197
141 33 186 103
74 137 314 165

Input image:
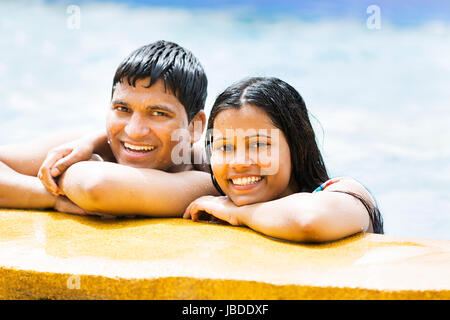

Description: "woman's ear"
188 110 206 143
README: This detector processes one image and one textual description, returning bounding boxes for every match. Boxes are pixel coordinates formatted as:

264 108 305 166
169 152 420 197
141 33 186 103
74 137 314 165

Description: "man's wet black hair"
206 77 383 234
112 40 207 121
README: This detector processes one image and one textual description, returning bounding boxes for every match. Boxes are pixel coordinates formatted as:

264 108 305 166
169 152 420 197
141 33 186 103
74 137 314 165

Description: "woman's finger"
190 203 200 221
183 201 194 219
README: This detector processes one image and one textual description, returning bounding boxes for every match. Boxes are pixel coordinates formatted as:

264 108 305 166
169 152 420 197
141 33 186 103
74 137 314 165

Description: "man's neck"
167 163 194 173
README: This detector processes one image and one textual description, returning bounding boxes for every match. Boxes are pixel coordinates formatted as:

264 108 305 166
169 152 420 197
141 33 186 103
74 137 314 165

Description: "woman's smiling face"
211 104 294 206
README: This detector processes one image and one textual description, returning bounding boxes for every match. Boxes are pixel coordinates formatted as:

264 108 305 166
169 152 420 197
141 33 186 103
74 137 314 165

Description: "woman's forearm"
238 191 369 242
237 193 319 242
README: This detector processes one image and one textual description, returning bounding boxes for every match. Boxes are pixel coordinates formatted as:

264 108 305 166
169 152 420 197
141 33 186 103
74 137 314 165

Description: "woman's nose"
124 114 151 139
229 147 252 170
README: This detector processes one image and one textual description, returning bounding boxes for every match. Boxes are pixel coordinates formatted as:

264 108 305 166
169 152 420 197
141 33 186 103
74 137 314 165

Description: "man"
0 40 217 217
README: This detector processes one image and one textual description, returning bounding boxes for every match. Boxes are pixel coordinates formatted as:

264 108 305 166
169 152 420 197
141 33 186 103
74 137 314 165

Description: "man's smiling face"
106 77 190 170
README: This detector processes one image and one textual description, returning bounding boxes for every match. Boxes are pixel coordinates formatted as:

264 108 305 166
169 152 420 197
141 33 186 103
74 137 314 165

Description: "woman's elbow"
294 212 363 243
291 211 325 242
292 207 354 243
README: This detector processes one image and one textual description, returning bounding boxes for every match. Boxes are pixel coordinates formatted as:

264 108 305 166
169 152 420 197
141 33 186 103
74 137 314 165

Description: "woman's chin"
230 195 265 207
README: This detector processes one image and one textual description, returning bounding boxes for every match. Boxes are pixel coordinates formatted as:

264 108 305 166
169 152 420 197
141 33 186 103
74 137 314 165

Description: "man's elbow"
60 162 108 211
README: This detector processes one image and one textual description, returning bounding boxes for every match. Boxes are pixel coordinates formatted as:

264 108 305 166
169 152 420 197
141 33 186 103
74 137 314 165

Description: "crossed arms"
183 178 376 242
0 131 378 242
59 161 217 216
0 130 217 217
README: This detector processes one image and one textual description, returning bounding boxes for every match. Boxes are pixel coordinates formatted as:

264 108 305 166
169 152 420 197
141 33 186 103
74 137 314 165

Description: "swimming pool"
1 0 449 240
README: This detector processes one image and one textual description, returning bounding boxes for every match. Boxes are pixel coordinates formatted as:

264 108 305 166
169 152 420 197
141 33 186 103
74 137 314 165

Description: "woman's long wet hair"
206 77 383 234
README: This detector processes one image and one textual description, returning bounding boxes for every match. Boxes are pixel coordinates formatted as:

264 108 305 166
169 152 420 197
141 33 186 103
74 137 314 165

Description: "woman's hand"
37 138 102 196
183 195 243 226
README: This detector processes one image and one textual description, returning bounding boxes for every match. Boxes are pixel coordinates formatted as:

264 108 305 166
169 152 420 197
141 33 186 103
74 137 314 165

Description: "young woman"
183 77 383 242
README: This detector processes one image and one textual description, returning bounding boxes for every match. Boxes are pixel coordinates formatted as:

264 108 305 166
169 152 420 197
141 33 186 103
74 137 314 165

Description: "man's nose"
124 113 151 140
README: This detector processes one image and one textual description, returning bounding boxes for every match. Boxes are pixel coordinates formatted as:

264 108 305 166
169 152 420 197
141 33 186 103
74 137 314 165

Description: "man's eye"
151 111 168 117
115 106 130 113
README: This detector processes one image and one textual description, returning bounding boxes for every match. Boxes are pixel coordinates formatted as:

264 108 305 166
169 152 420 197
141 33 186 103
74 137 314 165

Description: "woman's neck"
278 178 301 199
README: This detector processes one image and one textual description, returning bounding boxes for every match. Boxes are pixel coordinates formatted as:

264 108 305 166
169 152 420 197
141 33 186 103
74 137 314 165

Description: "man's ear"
188 110 206 143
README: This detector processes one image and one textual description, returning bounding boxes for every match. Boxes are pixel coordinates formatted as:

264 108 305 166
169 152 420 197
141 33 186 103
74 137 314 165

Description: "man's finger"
82 210 117 219
52 151 83 177
55 197 88 215
39 152 68 195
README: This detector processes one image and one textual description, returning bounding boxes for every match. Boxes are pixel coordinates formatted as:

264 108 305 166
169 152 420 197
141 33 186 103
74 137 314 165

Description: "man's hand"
54 196 116 219
183 195 243 226
38 138 102 196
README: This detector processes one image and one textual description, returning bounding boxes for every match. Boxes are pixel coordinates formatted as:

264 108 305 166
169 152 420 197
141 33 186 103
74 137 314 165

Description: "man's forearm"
0 162 56 209
59 161 218 217
0 129 107 210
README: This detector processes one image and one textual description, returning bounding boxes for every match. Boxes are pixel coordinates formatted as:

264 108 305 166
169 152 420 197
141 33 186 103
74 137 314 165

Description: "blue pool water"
0 0 449 239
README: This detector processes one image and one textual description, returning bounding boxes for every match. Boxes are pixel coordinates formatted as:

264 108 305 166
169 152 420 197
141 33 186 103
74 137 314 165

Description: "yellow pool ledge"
0 209 449 300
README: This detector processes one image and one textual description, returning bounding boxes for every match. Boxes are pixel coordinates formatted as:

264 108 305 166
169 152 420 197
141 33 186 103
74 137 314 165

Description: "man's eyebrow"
111 100 128 106
145 105 176 113
110 101 176 113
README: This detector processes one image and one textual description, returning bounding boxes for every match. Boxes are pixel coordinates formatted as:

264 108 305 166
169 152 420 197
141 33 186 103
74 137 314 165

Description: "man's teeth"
124 142 155 152
231 176 262 186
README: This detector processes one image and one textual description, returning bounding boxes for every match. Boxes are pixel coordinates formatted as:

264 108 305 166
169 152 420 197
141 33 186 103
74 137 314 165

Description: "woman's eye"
249 141 268 148
217 144 234 152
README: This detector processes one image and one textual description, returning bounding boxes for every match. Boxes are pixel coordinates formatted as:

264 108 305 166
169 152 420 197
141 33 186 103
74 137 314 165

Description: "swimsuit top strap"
313 177 350 192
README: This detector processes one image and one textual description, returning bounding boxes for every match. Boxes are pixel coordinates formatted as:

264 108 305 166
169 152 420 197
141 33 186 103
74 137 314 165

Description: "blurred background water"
0 0 449 239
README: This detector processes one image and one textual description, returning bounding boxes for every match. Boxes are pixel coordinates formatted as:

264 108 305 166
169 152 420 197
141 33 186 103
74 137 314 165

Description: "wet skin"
107 78 192 171
211 104 297 206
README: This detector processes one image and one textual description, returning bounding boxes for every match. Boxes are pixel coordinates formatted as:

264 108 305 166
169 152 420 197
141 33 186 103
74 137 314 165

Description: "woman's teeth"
231 176 262 186
123 142 155 152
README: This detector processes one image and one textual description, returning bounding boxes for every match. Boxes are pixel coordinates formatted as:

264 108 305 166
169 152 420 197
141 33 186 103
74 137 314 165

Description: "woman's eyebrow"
247 134 271 139
214 134 272 141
